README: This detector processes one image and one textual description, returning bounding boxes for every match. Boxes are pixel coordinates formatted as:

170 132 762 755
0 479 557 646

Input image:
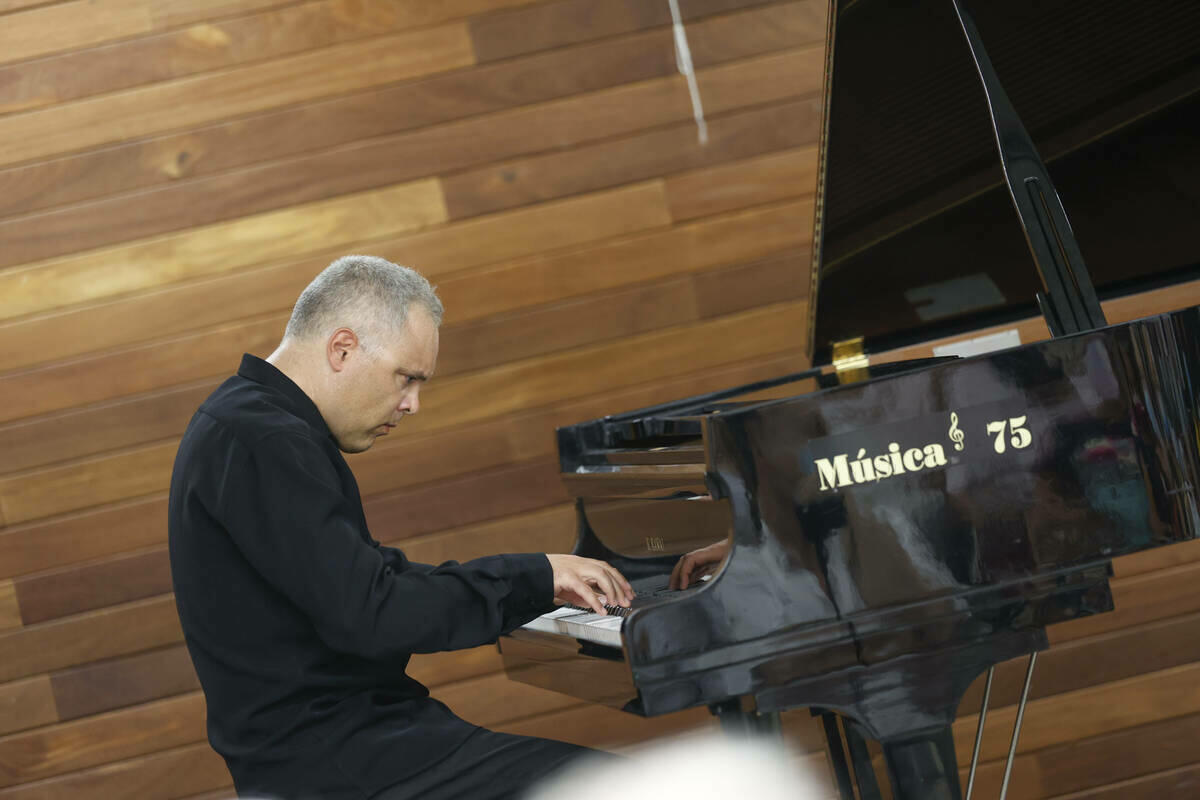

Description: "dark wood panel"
0 495 167 580
962 712 1200 799
364 459 567 544
51 645 199 722
437 196 811 318
0 23 475 169
666 144 821 221
0 26 677 219
954 661 1200 768
436 672 578 729
1051 559 1200 643
393 506 577 576
0 740 230 800
0 676 55 737
959 610 1200 715
441 98 819 219
0 0 537 115
0 383 212 476
0 442 177 526
0 594 180 683
16 549 171 625
1050 763 1200 800
0 693 205 787
468 0 784 62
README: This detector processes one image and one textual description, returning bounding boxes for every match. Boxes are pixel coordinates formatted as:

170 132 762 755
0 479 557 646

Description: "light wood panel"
0 582 18 630
0 178 446 323
0 693 205 787
0 742 230 800
0 0 539 114
0 5 818 268
0 595 181 683
0 22 475 167
0 677 55 737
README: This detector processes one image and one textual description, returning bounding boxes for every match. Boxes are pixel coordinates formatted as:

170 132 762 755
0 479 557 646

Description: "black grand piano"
499 1 1200 797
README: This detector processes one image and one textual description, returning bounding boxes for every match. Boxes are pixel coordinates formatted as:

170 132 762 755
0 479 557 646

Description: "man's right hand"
545 554 633 616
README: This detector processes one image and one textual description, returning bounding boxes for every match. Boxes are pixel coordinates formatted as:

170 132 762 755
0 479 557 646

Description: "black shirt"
168 355 555 799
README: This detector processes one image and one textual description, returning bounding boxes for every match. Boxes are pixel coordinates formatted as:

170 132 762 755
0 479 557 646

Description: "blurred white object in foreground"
525 731 823 800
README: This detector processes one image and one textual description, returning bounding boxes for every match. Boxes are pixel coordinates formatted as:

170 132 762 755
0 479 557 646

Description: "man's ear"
326 328 360 372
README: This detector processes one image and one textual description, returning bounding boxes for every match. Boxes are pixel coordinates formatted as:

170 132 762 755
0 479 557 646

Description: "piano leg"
881 726 963 800
708 697 781 737
817 712 884 800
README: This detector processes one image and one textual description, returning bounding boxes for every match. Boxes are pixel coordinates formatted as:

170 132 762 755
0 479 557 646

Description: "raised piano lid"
808 0 1200 366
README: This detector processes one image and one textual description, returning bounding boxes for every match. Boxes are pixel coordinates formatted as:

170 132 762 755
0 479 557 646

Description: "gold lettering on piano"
645 536 665 552
814 411 1033 492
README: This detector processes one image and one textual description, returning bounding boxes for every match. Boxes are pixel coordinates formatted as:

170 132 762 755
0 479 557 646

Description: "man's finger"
572 576 606 615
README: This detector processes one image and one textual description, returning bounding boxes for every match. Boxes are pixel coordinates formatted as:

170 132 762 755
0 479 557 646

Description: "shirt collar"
236 354 333 438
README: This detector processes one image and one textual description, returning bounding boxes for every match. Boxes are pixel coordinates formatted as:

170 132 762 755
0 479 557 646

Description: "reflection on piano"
499 1 1200 798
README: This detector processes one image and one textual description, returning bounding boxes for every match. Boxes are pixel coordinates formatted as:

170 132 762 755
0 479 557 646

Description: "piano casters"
965 652 1039 800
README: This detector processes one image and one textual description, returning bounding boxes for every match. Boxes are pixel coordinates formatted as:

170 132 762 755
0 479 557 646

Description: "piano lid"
807 0 1200 366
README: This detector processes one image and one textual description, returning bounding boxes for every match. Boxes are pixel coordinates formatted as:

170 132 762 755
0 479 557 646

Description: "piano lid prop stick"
999 652 1038 800
668 0 708 145
964 666 995 800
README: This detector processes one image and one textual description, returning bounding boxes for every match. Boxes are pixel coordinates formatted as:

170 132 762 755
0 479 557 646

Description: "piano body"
500 1 1200 797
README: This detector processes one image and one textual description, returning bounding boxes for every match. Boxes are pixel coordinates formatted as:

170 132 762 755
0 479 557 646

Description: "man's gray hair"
284 255 444 348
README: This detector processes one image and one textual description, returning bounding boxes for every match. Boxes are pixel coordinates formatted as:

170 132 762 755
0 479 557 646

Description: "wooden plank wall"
0 1 1196 798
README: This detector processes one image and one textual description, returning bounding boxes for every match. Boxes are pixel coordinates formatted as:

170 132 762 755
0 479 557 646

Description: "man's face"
326 307 439 453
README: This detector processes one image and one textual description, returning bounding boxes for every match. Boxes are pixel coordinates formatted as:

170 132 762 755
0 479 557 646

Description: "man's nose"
399 387 420 415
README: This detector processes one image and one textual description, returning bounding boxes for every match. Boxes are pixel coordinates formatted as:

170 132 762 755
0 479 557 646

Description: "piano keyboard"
520 606 625 647
519 575 714 647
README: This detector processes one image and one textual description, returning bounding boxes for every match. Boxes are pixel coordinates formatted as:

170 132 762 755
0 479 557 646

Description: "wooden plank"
0 178 445 323
436 672 579 729
399 301 808 437
0 442 177 526
961 712 1200 799
666 145 821 221
0 23 474 168
0 594 181 683
0 318 282 426
407 645 505 690
952 661 1200 767
496 702 715 749
441 98 819 219
391 505 578 566
439 197 813 325
51 645 199 722
0 692 205 787
468 0 787 62
960 609 1200 714
364 459 567 544
0 0 154 67
0 383 212 476
0 740 230 800
0 581 19 630
1046 763 1200 800
0 193 810 384
0 185 667 426
0 25 682 220
0 495 167 580
1050 559 1200 643
0 0 538 115
0 44 811 272
0 676 56 737
15 549 171 625
1111 536 1200 577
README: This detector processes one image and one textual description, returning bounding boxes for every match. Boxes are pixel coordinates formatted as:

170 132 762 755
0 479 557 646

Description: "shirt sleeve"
213 431 555 660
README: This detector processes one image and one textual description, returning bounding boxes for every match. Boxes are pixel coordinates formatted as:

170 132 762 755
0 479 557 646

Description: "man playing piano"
168 255 632 800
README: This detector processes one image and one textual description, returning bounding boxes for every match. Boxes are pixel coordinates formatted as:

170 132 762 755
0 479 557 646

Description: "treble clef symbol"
949 412 965 451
